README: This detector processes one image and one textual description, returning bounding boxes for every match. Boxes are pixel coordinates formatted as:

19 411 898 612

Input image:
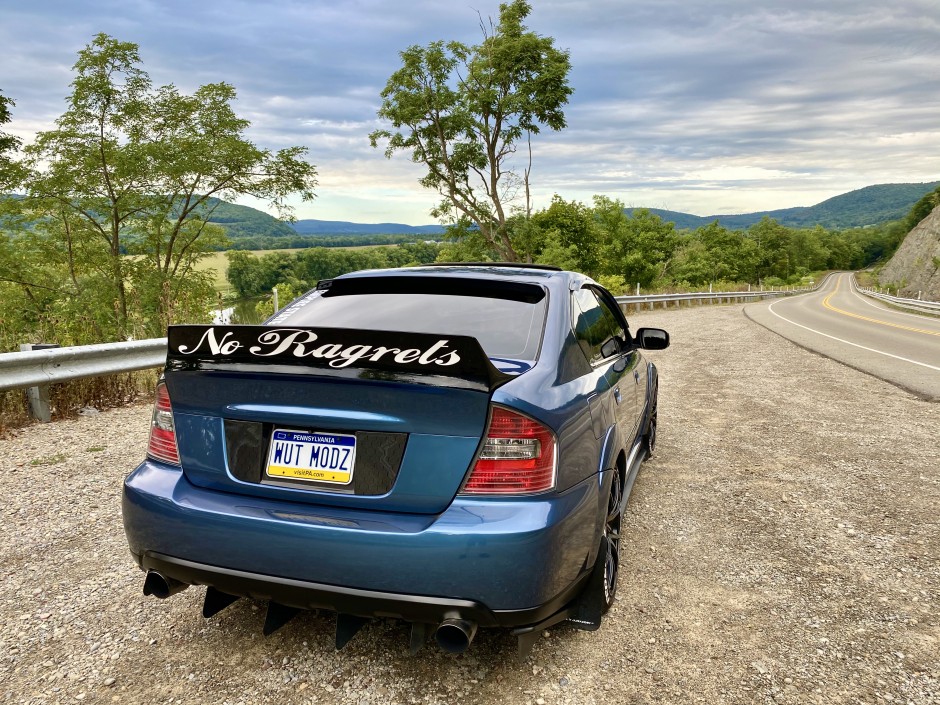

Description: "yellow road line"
823 277 940 337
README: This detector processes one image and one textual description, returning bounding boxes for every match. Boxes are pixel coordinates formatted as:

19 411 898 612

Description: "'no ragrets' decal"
165 325 509 391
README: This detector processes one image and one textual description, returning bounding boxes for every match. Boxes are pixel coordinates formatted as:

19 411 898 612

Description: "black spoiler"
165 325 512 393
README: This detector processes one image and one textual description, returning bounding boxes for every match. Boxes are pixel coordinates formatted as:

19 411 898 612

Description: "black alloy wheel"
602 469 623 609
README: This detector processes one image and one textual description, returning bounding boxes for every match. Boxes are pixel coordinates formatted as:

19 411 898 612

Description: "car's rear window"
276 277 547 361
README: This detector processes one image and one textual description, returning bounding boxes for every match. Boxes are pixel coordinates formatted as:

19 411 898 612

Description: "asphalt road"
746 272 940 401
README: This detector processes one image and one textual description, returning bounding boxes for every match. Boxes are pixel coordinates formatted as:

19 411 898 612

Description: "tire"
600 468 623 610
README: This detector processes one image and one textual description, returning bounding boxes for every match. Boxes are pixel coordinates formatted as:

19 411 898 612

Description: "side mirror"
635 327 670 350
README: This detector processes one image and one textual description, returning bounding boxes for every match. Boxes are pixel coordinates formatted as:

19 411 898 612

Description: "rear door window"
571 287 626 364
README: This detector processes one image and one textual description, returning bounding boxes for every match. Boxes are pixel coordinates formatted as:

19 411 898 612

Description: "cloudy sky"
2 0 938 224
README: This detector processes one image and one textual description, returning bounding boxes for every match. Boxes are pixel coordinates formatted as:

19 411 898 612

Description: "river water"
211 298 264 325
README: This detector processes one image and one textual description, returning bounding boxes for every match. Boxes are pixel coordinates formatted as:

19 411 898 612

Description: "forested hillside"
204 202 445 239
203 199 296 238
291 219 444 236
629 182 940 230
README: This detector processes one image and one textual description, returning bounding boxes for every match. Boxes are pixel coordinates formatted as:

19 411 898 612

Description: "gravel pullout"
1 304 937 704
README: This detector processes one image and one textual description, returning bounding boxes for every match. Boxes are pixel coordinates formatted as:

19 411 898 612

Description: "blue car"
123 263 669 657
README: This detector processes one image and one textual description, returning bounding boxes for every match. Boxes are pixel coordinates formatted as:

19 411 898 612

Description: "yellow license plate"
265 429 356 485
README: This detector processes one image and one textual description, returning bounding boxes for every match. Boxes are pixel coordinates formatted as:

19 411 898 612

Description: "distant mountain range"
7 182 937 240
207 181 937 237
290 219 445 235
626 182 940 230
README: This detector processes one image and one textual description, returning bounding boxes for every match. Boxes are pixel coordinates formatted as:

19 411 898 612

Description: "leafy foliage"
225 242 442 298
230 195 901 307
0 34 316 349
434 195 890 289
370 0 571 260
0 91 25 191
901 184 940 232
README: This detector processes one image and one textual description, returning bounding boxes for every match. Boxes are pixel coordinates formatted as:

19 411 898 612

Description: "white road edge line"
767 297 940 372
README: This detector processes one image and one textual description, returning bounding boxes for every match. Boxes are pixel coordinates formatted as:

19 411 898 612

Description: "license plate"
265 429 356 484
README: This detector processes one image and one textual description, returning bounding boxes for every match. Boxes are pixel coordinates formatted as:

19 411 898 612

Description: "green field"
192 250 276 293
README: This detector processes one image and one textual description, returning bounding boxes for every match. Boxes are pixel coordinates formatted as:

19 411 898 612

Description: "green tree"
435 218 495 262
19 34 317 338
670 239 713 287
787 226 830 276
747 217 793 281
370 1 571 261
696 221 758 282
255 282 299 320
902 185 940 232
824 231 864 270
531 195 599 274
225 251 265 298
601 207 679 288
0 91 25 190
535 231 580 271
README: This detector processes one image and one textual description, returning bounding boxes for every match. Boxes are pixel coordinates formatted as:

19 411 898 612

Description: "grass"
193 251 239 293
30 453 67 466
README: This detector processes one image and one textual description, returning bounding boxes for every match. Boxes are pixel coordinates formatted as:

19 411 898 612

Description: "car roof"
334 263 587 288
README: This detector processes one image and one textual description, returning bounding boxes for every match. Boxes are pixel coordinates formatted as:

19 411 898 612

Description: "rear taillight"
461 406 556 495
147 382 180 466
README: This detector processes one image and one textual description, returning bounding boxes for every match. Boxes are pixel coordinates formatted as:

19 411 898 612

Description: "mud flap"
565 535 608 632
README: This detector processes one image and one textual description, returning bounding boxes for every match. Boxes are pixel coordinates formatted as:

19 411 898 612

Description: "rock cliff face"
879 205 940 301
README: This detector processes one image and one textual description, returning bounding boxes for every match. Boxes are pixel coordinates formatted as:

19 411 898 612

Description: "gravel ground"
1 304 937 705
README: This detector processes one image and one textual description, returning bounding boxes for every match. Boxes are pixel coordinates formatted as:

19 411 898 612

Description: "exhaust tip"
435 618 477 654
143 570 187 599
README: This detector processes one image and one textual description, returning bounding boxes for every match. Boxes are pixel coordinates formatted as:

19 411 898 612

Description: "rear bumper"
134 552 587 628
123 460 603 626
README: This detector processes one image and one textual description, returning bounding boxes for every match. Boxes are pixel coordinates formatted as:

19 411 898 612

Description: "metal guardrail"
852 280 940 314
0 338 168 394
615 286 812 310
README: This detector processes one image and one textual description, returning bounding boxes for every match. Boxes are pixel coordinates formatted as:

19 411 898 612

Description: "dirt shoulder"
0 304 936 704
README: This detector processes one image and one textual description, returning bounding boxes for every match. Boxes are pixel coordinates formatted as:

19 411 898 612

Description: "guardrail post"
19 343 59 422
